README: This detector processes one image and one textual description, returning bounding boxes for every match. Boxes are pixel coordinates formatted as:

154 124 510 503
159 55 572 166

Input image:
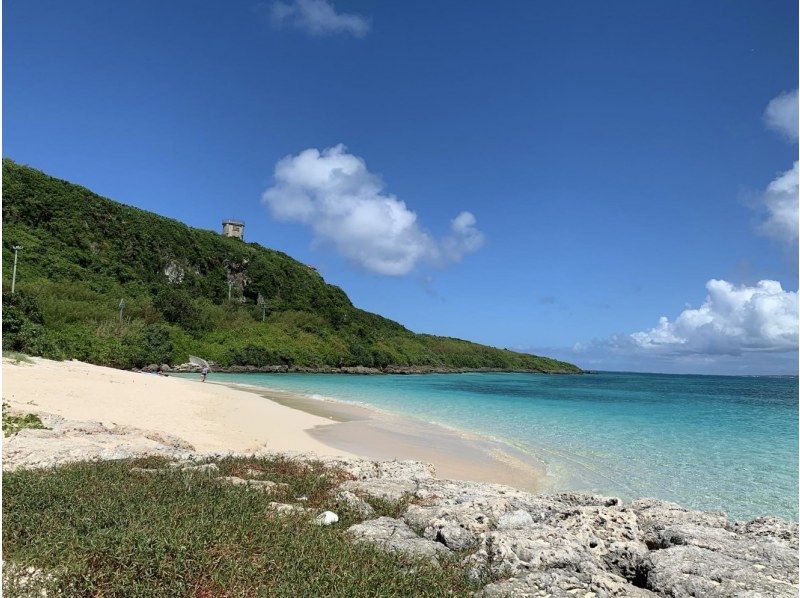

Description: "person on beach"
201 366 209 382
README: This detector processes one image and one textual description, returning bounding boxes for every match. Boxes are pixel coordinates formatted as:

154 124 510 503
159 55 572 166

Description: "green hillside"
1 159 580 373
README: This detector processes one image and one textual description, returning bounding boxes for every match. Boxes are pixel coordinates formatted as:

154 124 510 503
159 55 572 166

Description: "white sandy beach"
2 357 547 489
2 357 352 456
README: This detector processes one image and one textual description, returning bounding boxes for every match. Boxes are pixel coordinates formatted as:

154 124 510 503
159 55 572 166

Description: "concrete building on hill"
222 219 244 240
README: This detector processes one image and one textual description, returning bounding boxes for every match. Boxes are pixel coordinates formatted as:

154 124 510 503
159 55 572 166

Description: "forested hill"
1 159 580 373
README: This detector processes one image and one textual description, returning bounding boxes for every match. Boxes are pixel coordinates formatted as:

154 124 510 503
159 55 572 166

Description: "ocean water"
201 371 798 520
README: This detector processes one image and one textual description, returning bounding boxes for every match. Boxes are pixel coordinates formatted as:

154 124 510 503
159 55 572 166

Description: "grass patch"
2 350 33 364
2 402 48 437
3 456 479 596
366 493 415 519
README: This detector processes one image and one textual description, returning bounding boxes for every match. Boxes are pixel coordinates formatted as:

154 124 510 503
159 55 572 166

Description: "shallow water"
198 371 798 520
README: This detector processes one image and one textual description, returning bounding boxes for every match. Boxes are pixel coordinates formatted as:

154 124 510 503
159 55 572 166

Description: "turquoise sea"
201 371 798 521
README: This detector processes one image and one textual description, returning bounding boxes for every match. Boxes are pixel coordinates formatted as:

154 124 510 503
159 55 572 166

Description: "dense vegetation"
3 456 480 595
2 159 580 373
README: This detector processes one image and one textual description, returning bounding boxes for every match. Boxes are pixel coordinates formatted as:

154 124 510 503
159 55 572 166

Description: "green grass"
2 456 480 596
2 403 48 437
2 350 33 365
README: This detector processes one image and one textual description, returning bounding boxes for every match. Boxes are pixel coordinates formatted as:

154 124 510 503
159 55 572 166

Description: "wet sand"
218 382 549 492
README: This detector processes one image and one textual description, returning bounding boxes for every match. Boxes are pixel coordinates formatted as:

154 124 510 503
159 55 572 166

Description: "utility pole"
118 299 126 325
10 245 22 294
228 280 233 301
257 295 267 322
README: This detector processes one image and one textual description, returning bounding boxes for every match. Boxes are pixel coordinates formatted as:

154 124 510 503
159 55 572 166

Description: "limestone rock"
405 502 494 539
268 502 306 516
218 476 287 493
315 511 339 526
643 522 798 584
730 516 799 544
335 490 375 518
2 413 193 471
2 562 56 597
433 524 477 551
643 545 798 597
348 517 450 561
467 526 591 578
219 475 251 486
546 505 647 580
339 478 416 503
550 492 621 508
629 498 728 547
478 568 657 597
178 463 219 476
497 509 534 530
270 452 435 482
407 477 561 538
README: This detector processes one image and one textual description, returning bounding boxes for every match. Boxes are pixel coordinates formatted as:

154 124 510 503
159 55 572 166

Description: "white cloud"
262 144 484 275
443 211 485 261
764 89 798 142
270 0 370 37
628 279 798 355
754 91 799 245
758 161 799 245
564 279 798 374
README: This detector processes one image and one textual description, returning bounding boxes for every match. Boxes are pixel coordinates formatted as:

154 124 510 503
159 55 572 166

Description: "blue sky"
4 0 798 374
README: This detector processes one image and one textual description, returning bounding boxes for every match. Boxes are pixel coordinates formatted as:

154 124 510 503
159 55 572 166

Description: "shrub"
128 323 174 367
224 344 293 367
2 290 43 337
152 288 197 329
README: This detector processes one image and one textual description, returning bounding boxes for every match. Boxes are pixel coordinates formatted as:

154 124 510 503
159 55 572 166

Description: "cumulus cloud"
625 279 796 355
564 279 798 373
764 89 798 142
757 161 799 244
270 0 370 37
754 91 799 245
261 145 484 275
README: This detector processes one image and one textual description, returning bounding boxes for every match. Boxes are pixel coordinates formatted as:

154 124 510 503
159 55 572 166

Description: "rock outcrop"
315 458 796 597
336 490 376 518
2 413 194 471
218 476 288 493
3 418 797 597
348 517 451 561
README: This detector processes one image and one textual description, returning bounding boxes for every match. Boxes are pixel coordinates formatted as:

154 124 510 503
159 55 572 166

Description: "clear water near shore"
198 371 798 521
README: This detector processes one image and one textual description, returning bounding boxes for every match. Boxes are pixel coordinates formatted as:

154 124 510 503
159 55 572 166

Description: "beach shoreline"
2 357 548 492
211 378 549 492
